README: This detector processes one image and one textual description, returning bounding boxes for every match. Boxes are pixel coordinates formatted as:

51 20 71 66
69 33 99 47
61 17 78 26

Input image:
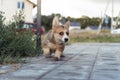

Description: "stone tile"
10 69 46 78
40 78 91 80
39 78 88 80
9 64 56 78
20 64 56 70
91 72 120 80
0 64 21 74
65 61 93 66
0 77 35 80
56 64 91 72
42 70 89 80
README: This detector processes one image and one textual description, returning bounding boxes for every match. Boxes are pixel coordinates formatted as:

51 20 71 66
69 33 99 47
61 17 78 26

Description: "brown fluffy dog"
43 16 70 61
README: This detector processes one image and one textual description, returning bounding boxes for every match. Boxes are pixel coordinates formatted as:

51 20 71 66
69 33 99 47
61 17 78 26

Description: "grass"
0 55 22 64
69 30 120 44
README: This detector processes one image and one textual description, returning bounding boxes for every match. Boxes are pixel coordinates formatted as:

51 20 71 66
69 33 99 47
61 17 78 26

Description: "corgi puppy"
43 16 70 61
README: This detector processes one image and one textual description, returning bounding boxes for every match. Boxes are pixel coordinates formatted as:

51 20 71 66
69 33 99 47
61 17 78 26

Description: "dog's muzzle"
64 38 69 42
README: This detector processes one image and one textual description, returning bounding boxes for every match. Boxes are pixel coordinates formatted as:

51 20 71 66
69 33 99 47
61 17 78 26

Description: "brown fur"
43 16 70 61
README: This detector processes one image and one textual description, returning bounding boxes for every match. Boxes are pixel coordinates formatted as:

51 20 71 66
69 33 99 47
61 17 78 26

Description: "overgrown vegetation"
0 11 37 64
69 30 120 44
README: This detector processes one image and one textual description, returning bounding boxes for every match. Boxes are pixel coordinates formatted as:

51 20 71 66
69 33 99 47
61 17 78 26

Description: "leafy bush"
0 11 36 64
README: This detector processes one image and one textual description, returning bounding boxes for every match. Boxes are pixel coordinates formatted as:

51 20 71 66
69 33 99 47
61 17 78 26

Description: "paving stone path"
0 43 120 80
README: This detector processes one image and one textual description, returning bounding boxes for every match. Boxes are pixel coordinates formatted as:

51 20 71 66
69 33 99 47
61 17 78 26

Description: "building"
61 21 81 30
69 22 81 30
0 0 36 23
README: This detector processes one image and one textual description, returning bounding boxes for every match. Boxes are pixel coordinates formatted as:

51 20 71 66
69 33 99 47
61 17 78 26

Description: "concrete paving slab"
1 43 120 80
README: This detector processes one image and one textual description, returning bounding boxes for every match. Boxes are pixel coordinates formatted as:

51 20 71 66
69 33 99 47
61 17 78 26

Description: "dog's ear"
52 16 60 29
65 21 70 30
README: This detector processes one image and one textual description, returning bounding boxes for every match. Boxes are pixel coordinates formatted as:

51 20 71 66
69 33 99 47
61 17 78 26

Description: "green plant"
0 11 37 64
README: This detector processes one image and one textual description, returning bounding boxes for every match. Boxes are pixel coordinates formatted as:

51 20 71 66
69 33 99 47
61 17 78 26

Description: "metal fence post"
36 0 42 54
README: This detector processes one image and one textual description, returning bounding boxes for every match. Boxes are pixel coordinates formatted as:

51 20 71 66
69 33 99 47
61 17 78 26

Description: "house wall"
0 0 17 22
24 0 34 22
0 0 34 23
0 0 4 11
69 26 81 30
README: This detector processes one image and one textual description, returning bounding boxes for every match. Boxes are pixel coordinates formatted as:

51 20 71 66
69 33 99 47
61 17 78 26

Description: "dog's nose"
64 38 68 42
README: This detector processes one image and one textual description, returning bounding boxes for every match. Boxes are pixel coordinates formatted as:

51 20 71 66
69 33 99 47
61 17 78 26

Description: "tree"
34 13 102 30
77 16 90 29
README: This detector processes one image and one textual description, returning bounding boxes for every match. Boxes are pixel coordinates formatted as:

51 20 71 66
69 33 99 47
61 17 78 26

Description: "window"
17 1 25 9
22 2 24 9
17 2 20 9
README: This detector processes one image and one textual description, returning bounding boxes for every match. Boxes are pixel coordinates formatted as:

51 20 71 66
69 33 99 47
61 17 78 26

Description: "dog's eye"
59 32 64 36
66 32 69 35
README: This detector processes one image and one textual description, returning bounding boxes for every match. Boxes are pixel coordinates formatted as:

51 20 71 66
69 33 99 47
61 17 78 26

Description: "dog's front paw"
61 55 65 57
54 57 60 61
45 54 51 58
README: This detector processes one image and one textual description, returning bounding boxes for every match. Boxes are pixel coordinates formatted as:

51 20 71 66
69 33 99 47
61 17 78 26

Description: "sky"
31 0 120 18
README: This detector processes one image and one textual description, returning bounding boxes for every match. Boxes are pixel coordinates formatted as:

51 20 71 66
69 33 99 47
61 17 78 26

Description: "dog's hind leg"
43 48 51 58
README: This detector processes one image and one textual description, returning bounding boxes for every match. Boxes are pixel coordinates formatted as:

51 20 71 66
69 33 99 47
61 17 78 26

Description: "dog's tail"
52 16 60 27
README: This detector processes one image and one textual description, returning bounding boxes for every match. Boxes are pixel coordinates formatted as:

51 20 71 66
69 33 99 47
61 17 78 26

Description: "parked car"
17 22 45 35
